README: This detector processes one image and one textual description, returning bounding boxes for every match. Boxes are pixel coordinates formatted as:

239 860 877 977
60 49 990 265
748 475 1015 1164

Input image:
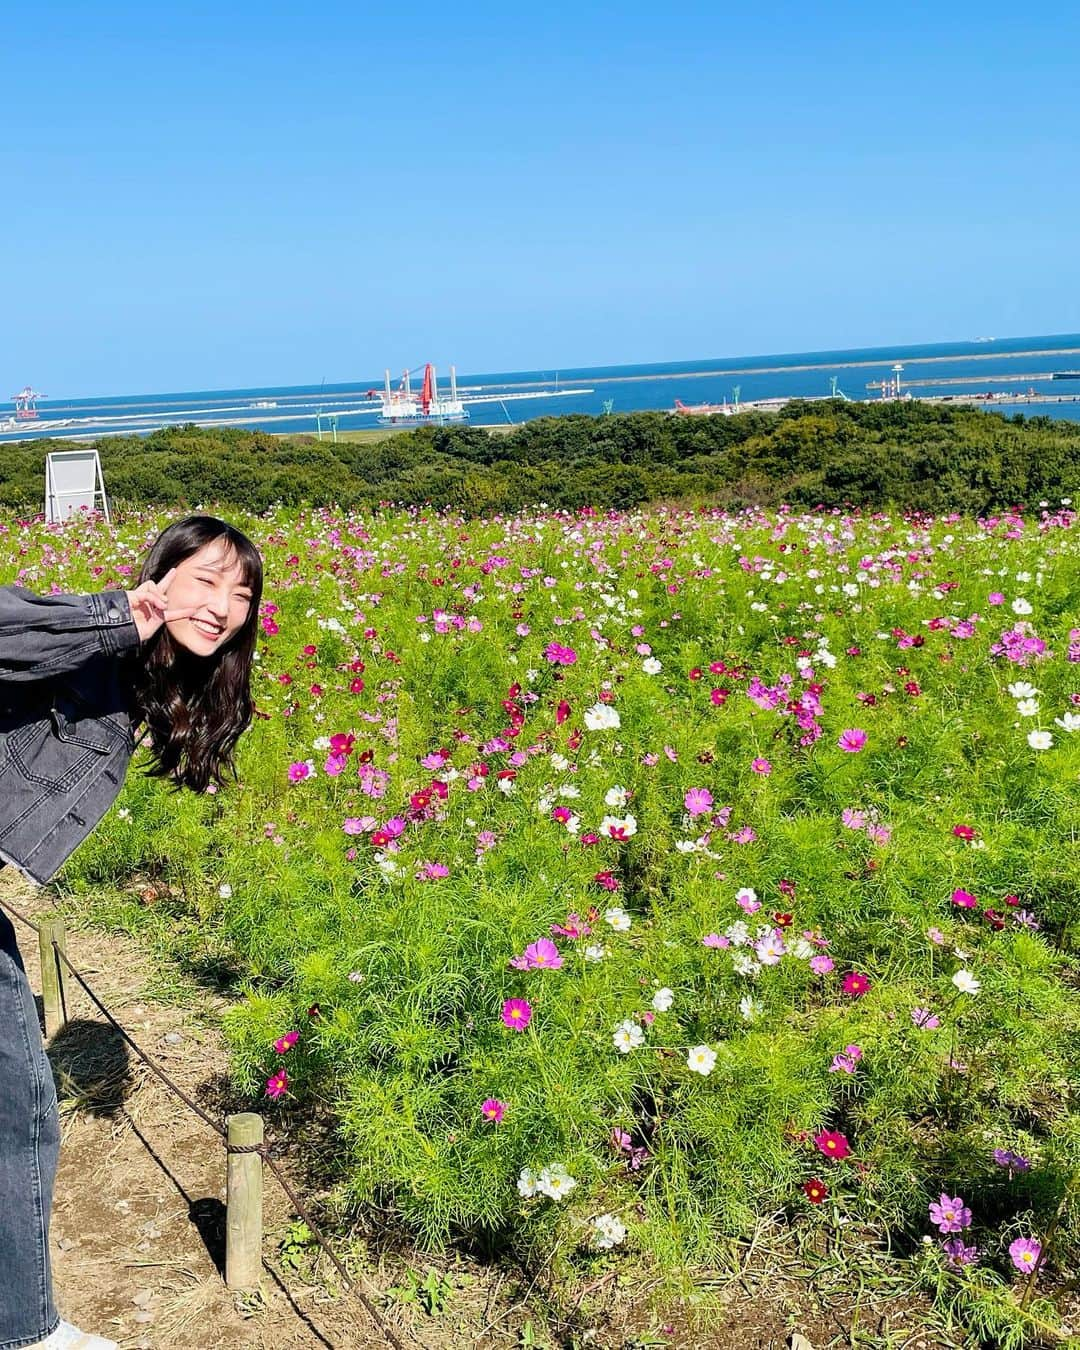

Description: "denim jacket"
0 585 143 886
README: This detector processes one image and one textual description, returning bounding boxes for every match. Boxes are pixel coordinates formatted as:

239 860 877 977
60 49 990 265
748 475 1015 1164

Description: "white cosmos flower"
218 883 232 899
604 906 631 932
1007 681 1039 699
952 969 981 995
734 886 757 907
517 1167 540 1197
604 785 629 808
739 995 763 1021
754 933 786 966
558 784 581 798
550 753 570 771
652 987 674 1013
613 1019 645 1054
600 814 637 840
1011 597 1033 615
537 1165 577 1201
592 1213 627 1249
1054 712 1080 732
583 944 607 961
687 1044 717 1075
733 953 762 978
1015 699 1040 717
641 657 662 675
584 703 621 731
1027 730 1053 751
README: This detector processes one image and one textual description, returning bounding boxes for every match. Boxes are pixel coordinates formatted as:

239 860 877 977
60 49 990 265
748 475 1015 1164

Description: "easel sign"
44 449 110 524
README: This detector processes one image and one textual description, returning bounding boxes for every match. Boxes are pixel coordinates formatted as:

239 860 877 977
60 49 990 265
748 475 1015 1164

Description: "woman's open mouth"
192 619 224 639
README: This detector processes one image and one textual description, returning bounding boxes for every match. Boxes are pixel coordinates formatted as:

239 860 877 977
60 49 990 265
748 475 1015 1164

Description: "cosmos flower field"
4 499 1080 1336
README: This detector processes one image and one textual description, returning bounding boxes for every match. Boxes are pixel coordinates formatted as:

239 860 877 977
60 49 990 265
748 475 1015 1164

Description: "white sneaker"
26 1321 118 1350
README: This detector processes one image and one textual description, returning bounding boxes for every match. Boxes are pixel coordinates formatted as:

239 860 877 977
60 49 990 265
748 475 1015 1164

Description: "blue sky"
3 1 1079 397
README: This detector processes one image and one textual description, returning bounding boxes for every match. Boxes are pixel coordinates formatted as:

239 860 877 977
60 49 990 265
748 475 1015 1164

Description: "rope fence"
0 895 407 1350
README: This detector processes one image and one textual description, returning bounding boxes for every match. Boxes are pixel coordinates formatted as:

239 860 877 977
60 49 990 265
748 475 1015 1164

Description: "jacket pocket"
8 693 115 791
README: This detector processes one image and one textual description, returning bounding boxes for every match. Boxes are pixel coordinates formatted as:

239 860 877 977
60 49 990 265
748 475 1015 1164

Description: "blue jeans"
0 896 61 1348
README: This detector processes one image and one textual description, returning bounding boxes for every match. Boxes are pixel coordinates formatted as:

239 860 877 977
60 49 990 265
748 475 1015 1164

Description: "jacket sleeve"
0 584 141 684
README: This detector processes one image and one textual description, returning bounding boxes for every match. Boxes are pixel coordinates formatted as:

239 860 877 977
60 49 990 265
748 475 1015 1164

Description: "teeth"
194 620 223 636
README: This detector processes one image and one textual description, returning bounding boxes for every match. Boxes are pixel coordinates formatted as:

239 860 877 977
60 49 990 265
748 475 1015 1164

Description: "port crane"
11 386 44 419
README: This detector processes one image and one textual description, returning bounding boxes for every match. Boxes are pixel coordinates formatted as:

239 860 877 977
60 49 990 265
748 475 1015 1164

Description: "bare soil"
0 869 1050 1350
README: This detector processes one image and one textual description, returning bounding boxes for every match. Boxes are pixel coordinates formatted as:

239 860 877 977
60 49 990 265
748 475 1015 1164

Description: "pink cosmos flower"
951 888 978 909
838 729 868 753
551 913 592 938
1008 1238 1042 1272
702 933 729 948
751 758 772 775
684 787 714 817
265 1068 289 1100
911 1007 942 1030
501 998 532 1031
829 1044 863 1074
522 938 564 970
274 1031 299 1055
929 1194 972 1233
288 761 314 782
809 954 834 975
943 1238 979 1267
544 642 577 666
480 1097 506 1123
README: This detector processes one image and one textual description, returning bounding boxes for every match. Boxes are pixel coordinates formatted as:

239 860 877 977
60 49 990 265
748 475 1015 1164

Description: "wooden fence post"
39 917 67 1039
226 1112 264 1291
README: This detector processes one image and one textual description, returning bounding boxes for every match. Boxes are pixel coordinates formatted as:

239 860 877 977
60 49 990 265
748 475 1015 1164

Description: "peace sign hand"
125 568 199 644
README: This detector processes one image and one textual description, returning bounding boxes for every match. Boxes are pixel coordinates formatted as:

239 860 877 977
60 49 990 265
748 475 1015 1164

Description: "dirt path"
2 870 418 1350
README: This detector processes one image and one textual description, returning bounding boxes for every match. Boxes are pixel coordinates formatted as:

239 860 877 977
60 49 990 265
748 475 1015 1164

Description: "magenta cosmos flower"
1008 1237 1042 1273
684 787 714 817
501 998 532 1031
480 1097 506 1123
842 971 871 998
265 1068 289 1099
929 1194 972 1233
273 1030 299 1054
814 1130 851 1161
544 642 577 666
837 729 868 753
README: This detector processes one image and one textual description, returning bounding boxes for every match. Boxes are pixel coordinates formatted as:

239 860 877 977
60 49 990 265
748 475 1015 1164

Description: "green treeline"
2 400 1079 515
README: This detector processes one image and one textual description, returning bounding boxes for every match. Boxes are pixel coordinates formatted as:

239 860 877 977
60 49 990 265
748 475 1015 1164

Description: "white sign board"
45 449 110 524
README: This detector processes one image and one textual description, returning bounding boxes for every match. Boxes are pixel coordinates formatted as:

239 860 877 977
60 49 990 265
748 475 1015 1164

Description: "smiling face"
165 539 255 656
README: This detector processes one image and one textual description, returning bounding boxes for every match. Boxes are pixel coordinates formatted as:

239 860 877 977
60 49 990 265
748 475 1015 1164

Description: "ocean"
5 332 1080 444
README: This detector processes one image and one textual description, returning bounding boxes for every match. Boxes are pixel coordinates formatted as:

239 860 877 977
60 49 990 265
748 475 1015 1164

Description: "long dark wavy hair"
129 515 264 794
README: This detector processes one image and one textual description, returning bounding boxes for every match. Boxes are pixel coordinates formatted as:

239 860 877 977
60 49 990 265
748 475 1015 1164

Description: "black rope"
0 894 408 1350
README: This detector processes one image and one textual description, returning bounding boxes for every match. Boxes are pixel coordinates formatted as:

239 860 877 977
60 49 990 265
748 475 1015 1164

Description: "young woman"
0 514 263 1350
